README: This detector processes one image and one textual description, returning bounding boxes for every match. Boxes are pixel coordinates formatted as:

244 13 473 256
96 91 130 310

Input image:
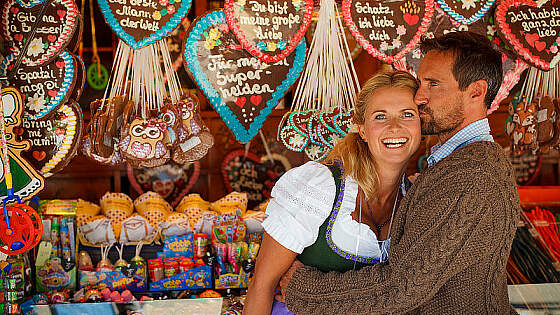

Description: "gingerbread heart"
128 160 200 207
224 0 313 63
437 0 495 25
70 53 85 101
97 0 192 49
511 101 537 154
1 0 79 66
184 10 306 143
0 50 77 119
333 110 355 135
495 0 560 71
67 11 83 53
18 101 83 177
342 0 434 67
221 149 291 209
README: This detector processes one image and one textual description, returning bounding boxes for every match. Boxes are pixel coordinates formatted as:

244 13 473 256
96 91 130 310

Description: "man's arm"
284 168 518 314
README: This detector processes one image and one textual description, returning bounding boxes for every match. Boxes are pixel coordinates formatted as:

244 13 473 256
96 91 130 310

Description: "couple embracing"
245 31 521 315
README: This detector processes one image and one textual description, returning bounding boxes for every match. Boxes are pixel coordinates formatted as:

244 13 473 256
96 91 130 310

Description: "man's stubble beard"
419 100 465 136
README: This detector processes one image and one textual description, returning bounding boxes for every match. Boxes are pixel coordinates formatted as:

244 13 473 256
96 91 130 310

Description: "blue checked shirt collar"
427 118 494 167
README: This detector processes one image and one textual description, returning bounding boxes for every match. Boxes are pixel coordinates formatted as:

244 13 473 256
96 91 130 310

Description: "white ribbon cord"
291 0 359 113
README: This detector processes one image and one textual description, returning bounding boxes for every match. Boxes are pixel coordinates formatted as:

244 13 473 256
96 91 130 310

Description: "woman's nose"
414 87 428 106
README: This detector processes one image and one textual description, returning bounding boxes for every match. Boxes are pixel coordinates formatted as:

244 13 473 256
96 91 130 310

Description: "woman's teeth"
382 138 407 148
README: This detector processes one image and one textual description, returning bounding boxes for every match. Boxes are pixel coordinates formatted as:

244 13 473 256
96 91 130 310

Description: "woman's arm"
243 232 298 315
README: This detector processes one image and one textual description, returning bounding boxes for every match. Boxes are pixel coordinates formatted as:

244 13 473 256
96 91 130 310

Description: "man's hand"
275 260 304 303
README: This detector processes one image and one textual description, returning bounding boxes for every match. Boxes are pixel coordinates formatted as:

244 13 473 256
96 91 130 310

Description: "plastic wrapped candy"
101 192 134 240
134 192 172 229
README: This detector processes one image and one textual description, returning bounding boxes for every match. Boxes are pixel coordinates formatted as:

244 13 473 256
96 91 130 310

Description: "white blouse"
262 161 389 260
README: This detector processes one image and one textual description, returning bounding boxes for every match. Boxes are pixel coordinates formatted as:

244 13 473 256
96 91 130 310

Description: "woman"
244 70 421 314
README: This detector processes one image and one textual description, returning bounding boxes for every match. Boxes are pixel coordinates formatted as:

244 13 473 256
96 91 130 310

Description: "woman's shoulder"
280 161 335 185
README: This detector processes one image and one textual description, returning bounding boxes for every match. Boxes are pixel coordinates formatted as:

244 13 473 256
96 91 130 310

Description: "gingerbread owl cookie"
172 93 213 163
119 117 171 168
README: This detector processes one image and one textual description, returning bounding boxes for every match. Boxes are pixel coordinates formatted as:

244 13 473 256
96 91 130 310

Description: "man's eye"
430 81 438 87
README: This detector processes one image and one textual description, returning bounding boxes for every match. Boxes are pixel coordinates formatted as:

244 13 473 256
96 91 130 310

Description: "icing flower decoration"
551 45 558 54
292 0 303 10
392 38 402 49
266 41 277 51
27 38 45 57
556 37 560 45
167 5 176 14
486 25 495 36
27 92 46 113
289 134 306 147
237 0 246 7
461 0 475 10
257 41 266 51
425 32 435 39
412 48 422 59
153 11 162 21
379 41 389 52
396 25 406 36
208 28 222 41
159 0 168 5
277 40 287 50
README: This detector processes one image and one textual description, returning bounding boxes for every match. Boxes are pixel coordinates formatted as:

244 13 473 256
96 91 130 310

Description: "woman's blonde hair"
324 69 418 201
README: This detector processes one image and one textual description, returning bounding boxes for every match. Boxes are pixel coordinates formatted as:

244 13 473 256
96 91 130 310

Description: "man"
278 31 521 314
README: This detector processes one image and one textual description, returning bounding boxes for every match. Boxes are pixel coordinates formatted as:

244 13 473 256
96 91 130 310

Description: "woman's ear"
358 125 367 142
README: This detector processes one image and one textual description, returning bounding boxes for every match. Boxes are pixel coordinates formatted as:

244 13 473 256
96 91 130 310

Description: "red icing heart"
342 0 434 68
48 35 57 43
495 0 560 70
13 34 23 42
224 0 314 63
32 151 46 161
56 60 65 68
48 90 57 97
57 10 66 18
403 13 419 25
9 6 17 13
525 32 538 47
235 96 246 108
127 161 201 207
250 95 262 106
535 40 546 52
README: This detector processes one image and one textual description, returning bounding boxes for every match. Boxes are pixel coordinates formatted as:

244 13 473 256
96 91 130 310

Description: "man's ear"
467 80 488 106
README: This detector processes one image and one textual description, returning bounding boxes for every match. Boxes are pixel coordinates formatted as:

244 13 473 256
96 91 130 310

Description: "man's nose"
414 87 427 106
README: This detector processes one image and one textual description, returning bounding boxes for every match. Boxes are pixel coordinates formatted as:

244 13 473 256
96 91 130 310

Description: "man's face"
414 50 466 136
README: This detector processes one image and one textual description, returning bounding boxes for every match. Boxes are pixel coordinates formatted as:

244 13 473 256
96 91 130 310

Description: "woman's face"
358 86 421 166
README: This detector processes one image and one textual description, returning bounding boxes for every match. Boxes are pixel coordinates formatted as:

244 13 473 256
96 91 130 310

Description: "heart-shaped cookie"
221 149 291 209
183 10 306 143
97 0 192 49
0 50 76 120
18 101 83 177
224 0 313 63
2 0 79 66
495 0 560 71
70 53 85 101
437 0 495 25
128 160 200 207
342 0 434 67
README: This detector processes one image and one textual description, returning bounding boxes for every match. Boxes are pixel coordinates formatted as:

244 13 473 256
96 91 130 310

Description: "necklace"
363 190 398 238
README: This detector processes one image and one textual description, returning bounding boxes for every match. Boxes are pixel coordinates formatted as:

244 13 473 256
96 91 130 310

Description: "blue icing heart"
97 0 192 49
183 10 306 143
0 51 75 120
437 0 495 25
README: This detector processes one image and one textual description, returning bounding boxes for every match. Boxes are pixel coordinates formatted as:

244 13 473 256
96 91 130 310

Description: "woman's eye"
375 114 386 120
403 112 415 118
